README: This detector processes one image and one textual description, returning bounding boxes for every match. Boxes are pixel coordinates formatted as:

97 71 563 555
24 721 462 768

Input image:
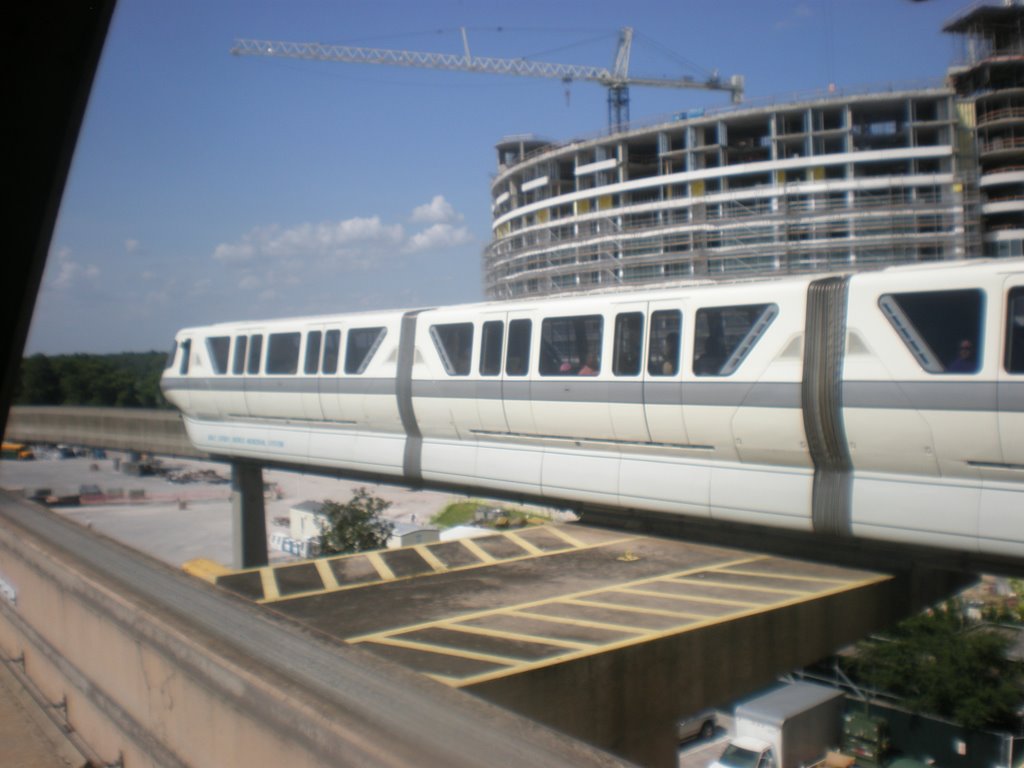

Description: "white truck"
710 682 845 768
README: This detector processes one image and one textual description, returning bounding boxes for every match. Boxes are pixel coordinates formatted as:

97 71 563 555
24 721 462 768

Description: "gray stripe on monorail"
999 381 1024 412
160 376 1024 412
410 378 802 408
843 380 1002 412
160 376 396 396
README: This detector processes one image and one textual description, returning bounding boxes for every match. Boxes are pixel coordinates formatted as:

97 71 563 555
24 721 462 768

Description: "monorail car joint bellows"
802 276 853 537
397 310 426 483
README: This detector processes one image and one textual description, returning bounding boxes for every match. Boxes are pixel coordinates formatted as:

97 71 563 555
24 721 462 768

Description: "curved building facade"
483 2 1023 299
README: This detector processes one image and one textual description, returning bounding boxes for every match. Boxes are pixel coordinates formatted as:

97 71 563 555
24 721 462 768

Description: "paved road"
0 453 554 567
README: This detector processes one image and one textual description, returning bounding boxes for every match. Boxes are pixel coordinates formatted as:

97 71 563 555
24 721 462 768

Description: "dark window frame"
613 312 644 376
693 303 778 377
430 322 474 377
322 329 341 375
304 331 322 375
1005 286 1023 374
505 319 531 376
206 336 230 375
345 327 386 375
232 335 247 375
247 335 263 375
178 339 191 375
648 310 682 377
266 332 302 375
480 320 504 376
539 314 603 376
879 289 984 374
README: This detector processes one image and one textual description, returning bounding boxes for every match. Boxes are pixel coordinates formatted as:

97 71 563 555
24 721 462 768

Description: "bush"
317 488 394 555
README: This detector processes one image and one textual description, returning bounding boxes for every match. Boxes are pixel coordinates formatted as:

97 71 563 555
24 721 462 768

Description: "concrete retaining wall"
5 406 202 458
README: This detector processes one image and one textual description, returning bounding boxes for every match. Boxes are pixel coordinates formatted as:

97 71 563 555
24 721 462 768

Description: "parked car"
677 708 717 743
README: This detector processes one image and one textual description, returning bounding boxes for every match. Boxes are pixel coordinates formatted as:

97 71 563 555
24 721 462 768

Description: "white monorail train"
161 259 1024 560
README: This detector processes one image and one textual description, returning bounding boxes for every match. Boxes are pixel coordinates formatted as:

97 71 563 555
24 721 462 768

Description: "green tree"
16 354 62 404
849 603 1023 730
318 488 394 556
16 351 169 408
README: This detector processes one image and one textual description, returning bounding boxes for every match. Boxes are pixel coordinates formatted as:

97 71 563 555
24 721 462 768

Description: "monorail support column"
231 461 268 568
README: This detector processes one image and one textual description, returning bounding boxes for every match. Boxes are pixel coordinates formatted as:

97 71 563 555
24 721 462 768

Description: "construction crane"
231 28 743 132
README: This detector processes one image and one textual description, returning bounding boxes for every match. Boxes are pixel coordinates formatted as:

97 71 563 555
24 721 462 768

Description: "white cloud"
213 216 405 266
411 195 462 224
124 239 140 254
46 246 100 290
213 241 256 263
238 274 262 291
404 223 474 254
190 277 213 296
774 3 815 30
213 204 472 271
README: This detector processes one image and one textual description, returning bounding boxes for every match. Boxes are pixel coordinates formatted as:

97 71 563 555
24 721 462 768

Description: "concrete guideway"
212 524 915 766
0 659 91 768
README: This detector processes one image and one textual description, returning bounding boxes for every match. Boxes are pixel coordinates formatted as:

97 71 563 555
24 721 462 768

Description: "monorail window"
247 335 263 375
480 321 504 376
207 336 230 375
266 332 301 375
540 315 602 376
304 331 322 375
322 330 341 374
694 303 778 376
179 339 191 375
1005 287 1023 374
232 336 247 375
164 341 177 370
879 289 983 374
648 310 682 376
506 319 531 376
431 322 473 376
345 327 386 375
613 313 643 376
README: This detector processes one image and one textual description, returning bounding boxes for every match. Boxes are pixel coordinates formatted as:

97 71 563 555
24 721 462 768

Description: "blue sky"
29 0 972 354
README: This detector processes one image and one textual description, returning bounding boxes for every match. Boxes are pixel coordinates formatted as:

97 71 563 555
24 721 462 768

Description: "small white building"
387 521 440 549
289 500 328 542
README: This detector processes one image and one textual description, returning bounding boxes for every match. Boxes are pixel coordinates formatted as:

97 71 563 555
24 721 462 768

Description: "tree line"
14 352 170 409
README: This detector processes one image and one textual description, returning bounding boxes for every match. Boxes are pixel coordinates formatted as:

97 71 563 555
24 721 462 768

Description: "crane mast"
231 28 743 131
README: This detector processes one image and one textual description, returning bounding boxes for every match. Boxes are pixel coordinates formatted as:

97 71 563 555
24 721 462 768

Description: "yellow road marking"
441 622 593 650
347 555 765 643
617 586 763 608
542 526 588 548
424 672 464 685
716 567 852 584
359 636 519 667
458 537 497 563
314 558 339 590
254 532 642 605
448 573 892 688
183 558 230 583
414 544 448 573
668 575 810 596
259 568 279 601
508 609 648 635
565 597 708 620
504 531 544 556
366 551 396 581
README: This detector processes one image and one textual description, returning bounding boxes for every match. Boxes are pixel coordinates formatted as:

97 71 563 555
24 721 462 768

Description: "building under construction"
484 2 1024 299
